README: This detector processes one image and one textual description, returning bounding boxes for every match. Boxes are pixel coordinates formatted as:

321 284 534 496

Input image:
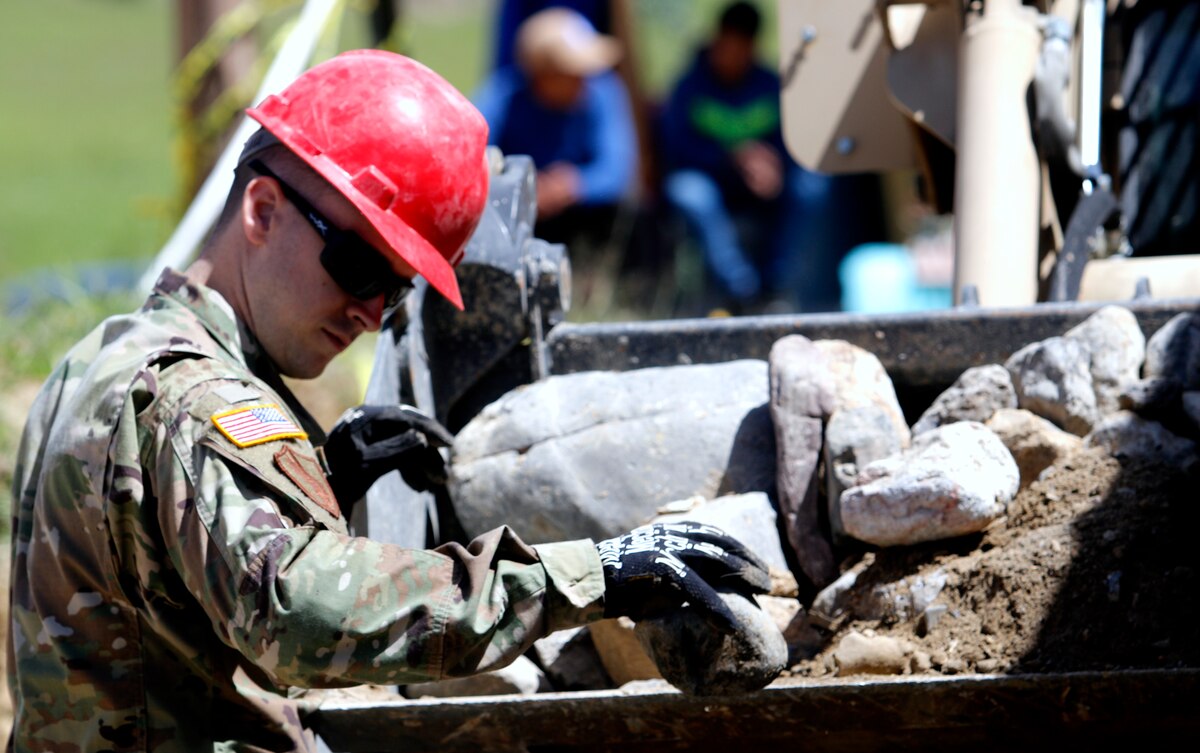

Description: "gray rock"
912 364 1017 435
1064 305 1146 416
530 627 612 692
1005 306 1146 435
1005 335 1098 435
815 340 911 546
986 408 1083 488
1144 312 1200 387
769 335 837 588
824 405 906 539
815 340 910 439
1184 392 1200 435
840 422 1020 546
449 360 774 543
1084 411 1198 467
1119 377 1184 415
809 555 874 629
636 591 786 696
404 654 546 698
653 492 789 573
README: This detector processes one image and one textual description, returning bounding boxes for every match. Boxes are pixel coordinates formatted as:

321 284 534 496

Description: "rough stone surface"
808 555 873 629
840 422 1020 547
1064 305 1146 416
986 408 1083 488
1084 411 1198 468
1184 392 1200 436
815 339 911 546
912 364 1018 435
530 627 612 692
404 655 546 698
449 360 774 543
653 492 789 573
589 617 662 685
1005 336 1099 435
833 631 912 676
636 591 787 696
769 335 837 588
1119 377 1184 416
1004 306 1147 436
1144 312 1200 387
755 595 803 637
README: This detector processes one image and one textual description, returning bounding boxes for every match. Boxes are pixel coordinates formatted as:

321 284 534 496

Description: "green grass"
0 0 176 283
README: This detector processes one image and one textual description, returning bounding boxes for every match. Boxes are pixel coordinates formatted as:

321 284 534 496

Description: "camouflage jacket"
8 270 605 752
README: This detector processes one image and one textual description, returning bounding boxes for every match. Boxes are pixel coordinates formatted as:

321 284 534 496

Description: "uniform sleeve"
150 379 605 688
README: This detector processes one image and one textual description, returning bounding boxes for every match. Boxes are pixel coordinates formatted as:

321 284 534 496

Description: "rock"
530 627 612 692
1144 312 1200 387
1005 306 1146 434
588 617 662 686
815 340 910 439
857 569 948 622
986 408 1083 488
653 492 789 572
636 591 787 696
809 554 874 629
1005 336 1098 435
912 364 1018 435
1064 305 1145 416
404 654 547 698
824 405 906 538
833 631 910 676
769 335 837 588
1184 392 1200 435
815 340 911 545
1084 411 1198 468
449 360 774 543
1118 377 1183 416
840 422 1020 546
755 595 803 636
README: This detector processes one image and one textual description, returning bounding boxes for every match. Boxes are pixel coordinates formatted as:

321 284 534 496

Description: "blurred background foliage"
0 0 779 509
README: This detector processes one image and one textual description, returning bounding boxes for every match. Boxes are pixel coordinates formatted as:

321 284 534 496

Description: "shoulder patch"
214 383 262 405
273 445 341 519
211 403 308 448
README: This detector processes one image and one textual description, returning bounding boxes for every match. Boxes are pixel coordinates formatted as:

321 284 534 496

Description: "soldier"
7 51 768 751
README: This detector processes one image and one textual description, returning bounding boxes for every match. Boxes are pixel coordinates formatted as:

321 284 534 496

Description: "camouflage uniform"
8 269 605 752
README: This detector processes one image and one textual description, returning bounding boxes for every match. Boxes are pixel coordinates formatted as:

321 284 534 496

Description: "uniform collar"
147 268 328 443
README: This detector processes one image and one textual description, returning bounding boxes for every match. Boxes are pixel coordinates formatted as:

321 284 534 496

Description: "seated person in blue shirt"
660 1 833 313
473 7 638 248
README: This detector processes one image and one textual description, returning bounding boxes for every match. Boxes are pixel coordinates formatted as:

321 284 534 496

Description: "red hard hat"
246 50 489 310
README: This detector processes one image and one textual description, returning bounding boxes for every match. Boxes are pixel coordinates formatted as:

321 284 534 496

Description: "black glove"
596 522 772 632
322 404 455 506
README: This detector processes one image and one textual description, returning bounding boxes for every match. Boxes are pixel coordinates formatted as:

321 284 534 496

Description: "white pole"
138 0 341 293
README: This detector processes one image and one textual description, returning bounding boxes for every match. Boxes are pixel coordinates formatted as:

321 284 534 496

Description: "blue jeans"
664 166 838 309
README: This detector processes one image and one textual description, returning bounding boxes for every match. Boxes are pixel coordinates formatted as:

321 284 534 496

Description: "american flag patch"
211 403 307 448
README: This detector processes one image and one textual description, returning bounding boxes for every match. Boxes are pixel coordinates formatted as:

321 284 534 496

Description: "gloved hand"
596 522 772 632
322 404 455 507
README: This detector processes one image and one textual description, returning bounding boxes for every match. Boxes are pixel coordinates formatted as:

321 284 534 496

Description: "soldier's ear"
242 176 283 247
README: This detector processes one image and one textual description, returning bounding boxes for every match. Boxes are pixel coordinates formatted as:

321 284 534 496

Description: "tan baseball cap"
516 7 622 77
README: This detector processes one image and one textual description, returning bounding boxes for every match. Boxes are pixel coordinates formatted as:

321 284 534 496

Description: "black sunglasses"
248 160 414 309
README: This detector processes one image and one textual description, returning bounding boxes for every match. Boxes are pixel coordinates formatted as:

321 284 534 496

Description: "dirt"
785 447 1200 678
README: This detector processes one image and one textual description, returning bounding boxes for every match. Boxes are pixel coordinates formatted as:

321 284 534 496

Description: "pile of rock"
410 305 1197 698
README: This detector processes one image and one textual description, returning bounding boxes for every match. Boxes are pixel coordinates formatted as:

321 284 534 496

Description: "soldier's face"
242 171 404 379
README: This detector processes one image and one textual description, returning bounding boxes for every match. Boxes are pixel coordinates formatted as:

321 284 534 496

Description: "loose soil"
785 447 1199 678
